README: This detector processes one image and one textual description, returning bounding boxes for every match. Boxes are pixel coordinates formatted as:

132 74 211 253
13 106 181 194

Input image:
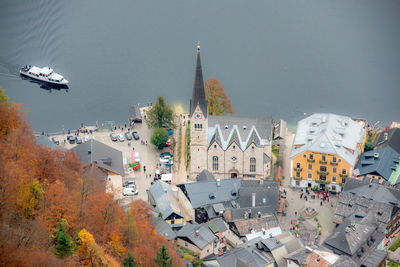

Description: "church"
189 45 273 180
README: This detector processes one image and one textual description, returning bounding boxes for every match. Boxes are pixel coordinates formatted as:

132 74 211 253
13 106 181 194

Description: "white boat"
20 65 68 86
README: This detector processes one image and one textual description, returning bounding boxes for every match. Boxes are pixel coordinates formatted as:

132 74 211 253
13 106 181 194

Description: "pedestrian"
305 196 307 201
146 173 148 178
291 220 293 224
328 197 330 202
320 201 322 206
295 211 297 216
143 166 146 173
149 174 151 178
300 193 303 199
145 140 148 145
125 123 127 128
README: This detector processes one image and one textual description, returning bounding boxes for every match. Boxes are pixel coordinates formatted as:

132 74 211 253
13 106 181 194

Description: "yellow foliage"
77 229 110 266
17 178 44 218
107 231 126 257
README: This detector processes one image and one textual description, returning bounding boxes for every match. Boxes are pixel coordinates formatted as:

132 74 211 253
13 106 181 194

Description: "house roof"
176 223 217 250
180 178 241 208
148 181 182 220
355 147 400 183
190 47 208 117
290 113 365 166
374 128 400 154
206 218 228 234
71 139 124 176
229 215 280 236
333 178 400 226
214 246 273 267
237 180 279 210
36 135 58 149
361 249 386 267
151 217 176 241
196 170 216 182
324 214 381 257
207 116 273 151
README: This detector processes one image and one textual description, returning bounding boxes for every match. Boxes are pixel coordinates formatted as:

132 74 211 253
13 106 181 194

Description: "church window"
233 145 236 149
194 124 197 128
214 144 217 148
250 157 256 172
200 124 202 129
212 156 218 171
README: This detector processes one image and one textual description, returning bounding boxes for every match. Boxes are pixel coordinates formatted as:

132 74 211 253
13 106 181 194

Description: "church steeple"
190 42 208 117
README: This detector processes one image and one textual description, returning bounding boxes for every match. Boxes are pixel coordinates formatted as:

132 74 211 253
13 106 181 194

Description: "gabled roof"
71 139 124 176
190 48 208 117
196 170 216 182
355 147 400 183
374 128 400 154
148 181 182 220
237 180 280 210
36 135 58 150
207 116 273 151
176 223 217 250
290 113 365 166
206 217 228 234
180 178 241 208
151 217 176 241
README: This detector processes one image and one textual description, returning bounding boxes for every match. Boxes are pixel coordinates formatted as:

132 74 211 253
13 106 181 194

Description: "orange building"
290 113 366 192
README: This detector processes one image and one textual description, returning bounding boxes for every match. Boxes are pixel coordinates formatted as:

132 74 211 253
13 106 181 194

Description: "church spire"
190 41 208 117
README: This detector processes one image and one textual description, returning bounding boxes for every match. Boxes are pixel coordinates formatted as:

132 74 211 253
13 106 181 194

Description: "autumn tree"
205 78 234 116
0 86 10 103
54 219 74 258
154 244 173 267
151 128 169 149
146 96 175 129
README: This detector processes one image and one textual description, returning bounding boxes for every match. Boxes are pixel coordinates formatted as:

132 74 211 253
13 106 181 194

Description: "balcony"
339 173 348 178
307 158 315 163
319 160 327 164
317 171 329 176
293 176 303 181
316 180 329 184
330 161 338 166
293 168 303 172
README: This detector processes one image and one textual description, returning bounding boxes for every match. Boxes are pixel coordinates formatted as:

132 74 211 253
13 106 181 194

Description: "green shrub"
388 261 399 267
389 238 400 252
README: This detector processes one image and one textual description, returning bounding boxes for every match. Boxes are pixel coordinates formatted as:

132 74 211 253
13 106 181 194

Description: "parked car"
110 133 117 142
125 132 132 141
123 187 138 196
67 136 75 144
123 181 136 188
84 135 90 142
160 158 173 165
132 131 139 140
117 133 125 142
165 139 171 147
160 152 173 158
75 136 82 144
51 137 59 145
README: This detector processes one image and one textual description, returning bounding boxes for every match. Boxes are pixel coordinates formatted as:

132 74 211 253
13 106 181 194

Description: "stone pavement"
172 114 189 185
279 187 337 245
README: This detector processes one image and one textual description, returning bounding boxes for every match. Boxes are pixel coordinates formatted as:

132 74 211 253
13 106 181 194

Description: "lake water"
1 0 399 132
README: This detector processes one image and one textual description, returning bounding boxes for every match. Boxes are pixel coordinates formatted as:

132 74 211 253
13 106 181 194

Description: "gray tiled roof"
206 218 228 233
196 170 216 182
355 147 400 183
290 113 365 166
361 249 386 267
151 217 176 241
148 181 182 220
237 180 279 210
176 223 217 250
181 178 241 208
374 128 400 154
71 139 124 176
36 135 58 149
207 116 273 151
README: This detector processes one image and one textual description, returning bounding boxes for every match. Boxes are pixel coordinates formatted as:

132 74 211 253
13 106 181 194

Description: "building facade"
290 113 366 192
189 45 272 180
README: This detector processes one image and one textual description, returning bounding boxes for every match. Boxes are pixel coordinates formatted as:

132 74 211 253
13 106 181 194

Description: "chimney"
217 179 221 187
252 193 256 207
195 230 199 237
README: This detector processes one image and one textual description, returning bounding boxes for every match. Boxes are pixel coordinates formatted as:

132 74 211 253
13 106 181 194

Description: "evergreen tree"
123 253 138 267
154 244 172 267
146 96 175 129
54 218 74 258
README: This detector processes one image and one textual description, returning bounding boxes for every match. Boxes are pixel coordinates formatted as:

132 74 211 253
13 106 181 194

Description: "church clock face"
194 112 202 119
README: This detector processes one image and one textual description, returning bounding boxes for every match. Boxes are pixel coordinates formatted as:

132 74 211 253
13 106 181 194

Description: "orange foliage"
205 77 234 116
0 98 184 266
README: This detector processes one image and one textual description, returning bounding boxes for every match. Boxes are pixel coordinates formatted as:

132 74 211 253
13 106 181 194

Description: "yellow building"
290 113 366 192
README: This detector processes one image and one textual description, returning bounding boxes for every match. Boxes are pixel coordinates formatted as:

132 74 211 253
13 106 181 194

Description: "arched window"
212 156 218 171
250 157 256 172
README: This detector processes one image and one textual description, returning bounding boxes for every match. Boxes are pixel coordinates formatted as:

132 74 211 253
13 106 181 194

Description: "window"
338 159 341 162
322 155 326 161
308 164 312 170
233 145 236 149
332 176 336 183
308 172 312 179
320 166 327 172
296 172 300 178
185 242 188 247
342 169 347 175
250 157 256 172
231 156 237 162
212 156 218 171
195 124 197 128
296 181 300 186
303 154 306 158
310 153 314 159
332 156 337 162
333 167 337 173
331 185 336 191
200 124 202 129
214 144 217 148
296 163 301 168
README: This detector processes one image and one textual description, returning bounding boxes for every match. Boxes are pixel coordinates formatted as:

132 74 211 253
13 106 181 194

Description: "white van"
123 187 138 196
